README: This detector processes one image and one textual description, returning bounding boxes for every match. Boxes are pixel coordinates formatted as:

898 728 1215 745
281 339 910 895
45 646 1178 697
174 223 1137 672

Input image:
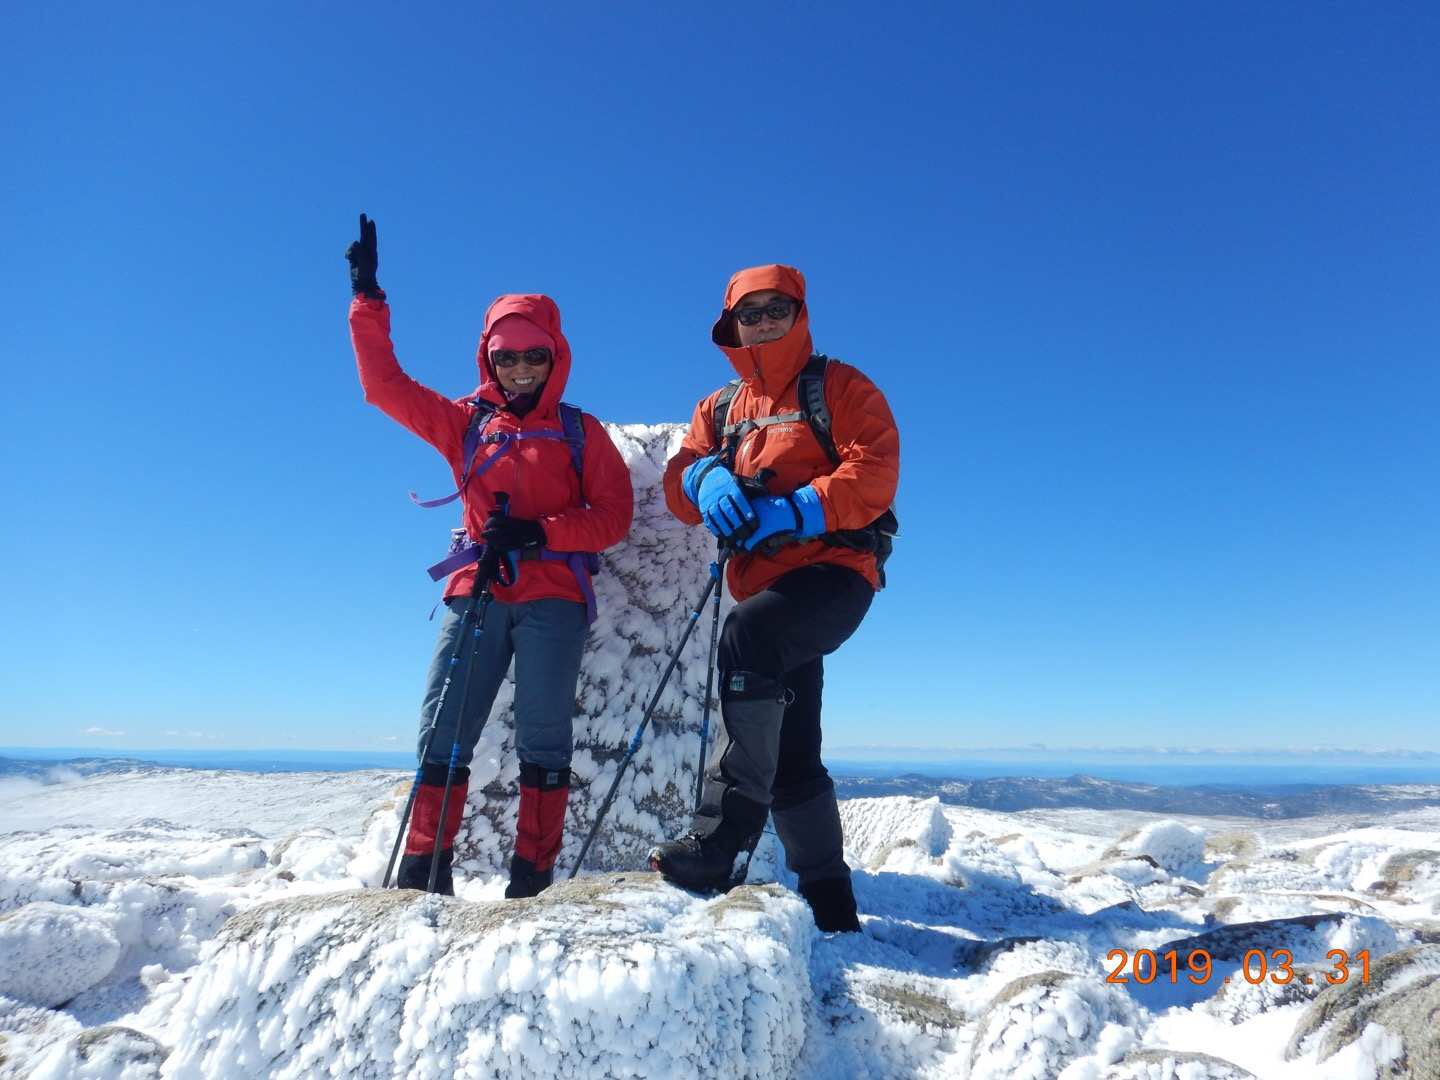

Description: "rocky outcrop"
1285 944 1440 1078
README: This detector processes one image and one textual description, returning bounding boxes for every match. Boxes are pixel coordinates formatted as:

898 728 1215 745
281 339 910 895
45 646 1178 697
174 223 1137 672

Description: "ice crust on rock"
143 876 811 1080
26 1025 169 1080
968 969 1143 1080
0 902 123 1008
1117 821 1208 879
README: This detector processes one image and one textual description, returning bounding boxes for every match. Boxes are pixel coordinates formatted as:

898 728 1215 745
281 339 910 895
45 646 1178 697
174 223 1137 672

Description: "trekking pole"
569 557 726 878
427 493 512 894
380 493 506 889
694 546 731 813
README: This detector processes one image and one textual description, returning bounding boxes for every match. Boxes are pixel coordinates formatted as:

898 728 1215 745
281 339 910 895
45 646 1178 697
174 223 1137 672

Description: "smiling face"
491 349 553 395
732 289 799 346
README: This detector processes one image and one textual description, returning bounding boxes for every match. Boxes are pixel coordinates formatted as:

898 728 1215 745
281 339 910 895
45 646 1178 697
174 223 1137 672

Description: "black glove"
482 513 546 551
345 213 382 298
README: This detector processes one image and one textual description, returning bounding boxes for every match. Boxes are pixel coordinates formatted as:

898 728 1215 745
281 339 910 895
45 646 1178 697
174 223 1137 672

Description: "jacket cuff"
791 485 827 537
682 453 722 506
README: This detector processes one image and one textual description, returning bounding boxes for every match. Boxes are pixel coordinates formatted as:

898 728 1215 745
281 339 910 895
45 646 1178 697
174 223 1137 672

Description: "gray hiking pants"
417 595 588 771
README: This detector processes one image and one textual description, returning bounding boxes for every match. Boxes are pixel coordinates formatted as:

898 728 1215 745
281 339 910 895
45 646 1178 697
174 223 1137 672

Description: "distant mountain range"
0 756 149 781
832 772 1440 819
9 756 1440 820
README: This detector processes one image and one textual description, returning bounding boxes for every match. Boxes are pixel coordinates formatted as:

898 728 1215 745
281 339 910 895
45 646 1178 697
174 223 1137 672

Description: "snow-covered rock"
1285 943 1440 1077
26 1025 169 1080
0 994 82 1078
1115 820 1208 879
0 824 262 987
841 796 953 868
144 876 811 1079
1104 1048 1257 1079
968 970 1143 1080
0 902 122 1008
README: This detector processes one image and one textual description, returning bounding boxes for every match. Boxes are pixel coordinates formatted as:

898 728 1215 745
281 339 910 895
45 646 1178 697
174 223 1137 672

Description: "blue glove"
683 455 756 540
740 486 827 552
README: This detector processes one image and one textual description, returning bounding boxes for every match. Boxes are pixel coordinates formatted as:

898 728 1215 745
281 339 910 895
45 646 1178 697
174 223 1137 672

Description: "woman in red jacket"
649 264 899 932
346 215 633 898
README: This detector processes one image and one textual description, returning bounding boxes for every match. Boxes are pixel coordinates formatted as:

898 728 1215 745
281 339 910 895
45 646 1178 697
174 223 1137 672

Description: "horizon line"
4 744 1440 760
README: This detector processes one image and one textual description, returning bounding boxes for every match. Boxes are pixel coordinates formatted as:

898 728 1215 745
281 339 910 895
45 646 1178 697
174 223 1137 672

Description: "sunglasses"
733 299 798 327
490 347 553 369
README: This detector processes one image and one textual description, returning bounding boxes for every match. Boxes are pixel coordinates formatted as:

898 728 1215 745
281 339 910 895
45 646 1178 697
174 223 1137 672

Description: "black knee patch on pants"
419 761 471 786
720 669 786 703
518 762 571 790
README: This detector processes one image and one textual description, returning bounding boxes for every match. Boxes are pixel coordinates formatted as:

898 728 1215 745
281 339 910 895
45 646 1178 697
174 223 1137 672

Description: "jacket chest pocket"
741 423 827 488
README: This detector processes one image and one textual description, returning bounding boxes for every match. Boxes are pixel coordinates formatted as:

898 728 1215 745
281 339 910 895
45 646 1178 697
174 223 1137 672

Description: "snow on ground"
6 779 1440 1078
5 425 1440 1077
0 768 399 837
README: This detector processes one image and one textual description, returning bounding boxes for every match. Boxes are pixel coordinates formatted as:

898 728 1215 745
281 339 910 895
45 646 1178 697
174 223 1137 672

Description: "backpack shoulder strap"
710 378 744 462
461 397 502 483
798 354 841 466
711 379 743 446
557 402 587 481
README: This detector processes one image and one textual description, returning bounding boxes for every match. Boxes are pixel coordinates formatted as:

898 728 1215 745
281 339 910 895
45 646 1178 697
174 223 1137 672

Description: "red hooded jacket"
662 266 900 601
350 292 634 605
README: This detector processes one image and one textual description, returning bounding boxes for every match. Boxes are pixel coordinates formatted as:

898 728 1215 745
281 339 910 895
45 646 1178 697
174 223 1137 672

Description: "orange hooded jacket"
662 265 900 601
351 292 634 605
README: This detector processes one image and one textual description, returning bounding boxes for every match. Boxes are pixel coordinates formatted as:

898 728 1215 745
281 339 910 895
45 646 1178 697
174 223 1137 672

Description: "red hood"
473 294 572 413
710 264 815 395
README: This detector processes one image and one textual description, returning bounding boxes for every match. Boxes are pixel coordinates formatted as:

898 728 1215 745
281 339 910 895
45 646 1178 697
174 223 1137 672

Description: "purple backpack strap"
539 550 598 624
426 528 484 582
409 398 505 508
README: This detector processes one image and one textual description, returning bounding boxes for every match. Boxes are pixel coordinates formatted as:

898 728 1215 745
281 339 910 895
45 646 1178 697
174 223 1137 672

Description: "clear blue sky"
2 4 1436 754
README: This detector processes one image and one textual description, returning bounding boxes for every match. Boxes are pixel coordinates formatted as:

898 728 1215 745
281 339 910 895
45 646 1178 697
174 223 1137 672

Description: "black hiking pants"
695 562 873 884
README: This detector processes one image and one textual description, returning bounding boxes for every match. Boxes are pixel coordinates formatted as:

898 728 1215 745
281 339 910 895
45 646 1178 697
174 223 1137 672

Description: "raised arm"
345 213 468 462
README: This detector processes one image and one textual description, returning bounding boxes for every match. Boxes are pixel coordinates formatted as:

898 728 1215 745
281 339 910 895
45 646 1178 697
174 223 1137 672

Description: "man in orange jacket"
347 215 634 898
649 264 899 932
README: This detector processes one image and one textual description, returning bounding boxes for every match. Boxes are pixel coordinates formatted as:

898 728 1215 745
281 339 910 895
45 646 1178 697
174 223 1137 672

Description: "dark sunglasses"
733 299 798 326
490 347 553 369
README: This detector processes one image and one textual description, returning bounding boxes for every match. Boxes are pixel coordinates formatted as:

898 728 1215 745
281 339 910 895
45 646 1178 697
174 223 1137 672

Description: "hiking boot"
396 849 455 895
504 854 554 899
648 830 743 892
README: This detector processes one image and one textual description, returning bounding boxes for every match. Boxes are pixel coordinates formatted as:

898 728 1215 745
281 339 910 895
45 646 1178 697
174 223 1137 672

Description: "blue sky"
2 4 1436 754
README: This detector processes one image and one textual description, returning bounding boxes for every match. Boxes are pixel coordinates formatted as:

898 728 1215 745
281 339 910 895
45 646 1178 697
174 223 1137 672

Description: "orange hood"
710 264 815 394
473 294 572 414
